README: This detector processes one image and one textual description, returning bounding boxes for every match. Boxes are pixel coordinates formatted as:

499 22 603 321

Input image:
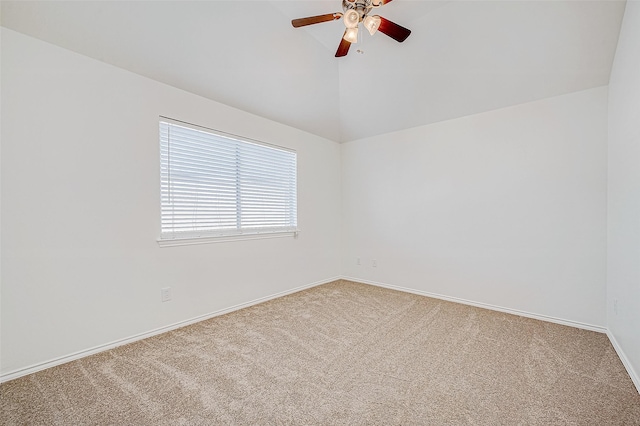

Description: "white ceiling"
1 0 626 142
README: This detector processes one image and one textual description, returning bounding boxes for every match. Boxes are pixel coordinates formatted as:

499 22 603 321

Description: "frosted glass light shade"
364 15 381 35
343 9 360 29
344 27 359 43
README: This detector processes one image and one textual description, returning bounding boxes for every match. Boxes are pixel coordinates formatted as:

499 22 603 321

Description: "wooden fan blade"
292 13 341 28
335 32 352 57
378 16 411 42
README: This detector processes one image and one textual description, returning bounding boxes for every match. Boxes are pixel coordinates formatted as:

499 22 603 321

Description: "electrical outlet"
614 299 618 315
356 257 361 265
372 259 377 268
161 287 172 302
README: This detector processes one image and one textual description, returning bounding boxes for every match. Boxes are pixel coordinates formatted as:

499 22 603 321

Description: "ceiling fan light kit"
363 15 382 35
343 9 360 29
344 27 359 43
291 0 411 57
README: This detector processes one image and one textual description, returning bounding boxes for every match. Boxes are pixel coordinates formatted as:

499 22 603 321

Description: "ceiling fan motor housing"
342 0 377 21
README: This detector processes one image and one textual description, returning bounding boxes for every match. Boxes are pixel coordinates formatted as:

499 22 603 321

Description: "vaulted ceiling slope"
1 1 626 142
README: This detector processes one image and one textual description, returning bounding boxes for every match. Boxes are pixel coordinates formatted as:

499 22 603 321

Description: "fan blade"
292 13 341 28
335 32 351 57
378 16 411 42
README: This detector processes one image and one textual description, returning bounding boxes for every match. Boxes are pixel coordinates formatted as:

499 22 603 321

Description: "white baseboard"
341 276 607 333
0 276 340 384
6 275 632 391
607 331 640 395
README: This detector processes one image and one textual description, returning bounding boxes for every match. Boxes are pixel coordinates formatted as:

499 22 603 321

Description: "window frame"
157 117 299 247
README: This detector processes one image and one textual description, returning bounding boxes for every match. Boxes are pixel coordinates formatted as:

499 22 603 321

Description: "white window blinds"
159 119 297 241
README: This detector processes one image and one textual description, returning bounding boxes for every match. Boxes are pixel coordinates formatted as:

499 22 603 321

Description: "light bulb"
363 15 381 35
344 27 358 44
343 9 359 29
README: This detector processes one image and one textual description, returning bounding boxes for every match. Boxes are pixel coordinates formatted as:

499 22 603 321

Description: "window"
159 118 297 246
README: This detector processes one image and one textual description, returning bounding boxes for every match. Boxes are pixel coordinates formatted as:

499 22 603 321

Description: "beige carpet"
1 280 639 425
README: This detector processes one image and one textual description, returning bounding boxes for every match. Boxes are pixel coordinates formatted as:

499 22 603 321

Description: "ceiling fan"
291 0 411 57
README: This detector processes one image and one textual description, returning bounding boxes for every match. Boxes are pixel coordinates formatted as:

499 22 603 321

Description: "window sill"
157 229 299 248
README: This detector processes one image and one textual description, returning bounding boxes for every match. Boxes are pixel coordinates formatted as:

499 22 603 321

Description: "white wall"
342 87 608 328
607 0 640 388
2 16 633 383
0 29 342 376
